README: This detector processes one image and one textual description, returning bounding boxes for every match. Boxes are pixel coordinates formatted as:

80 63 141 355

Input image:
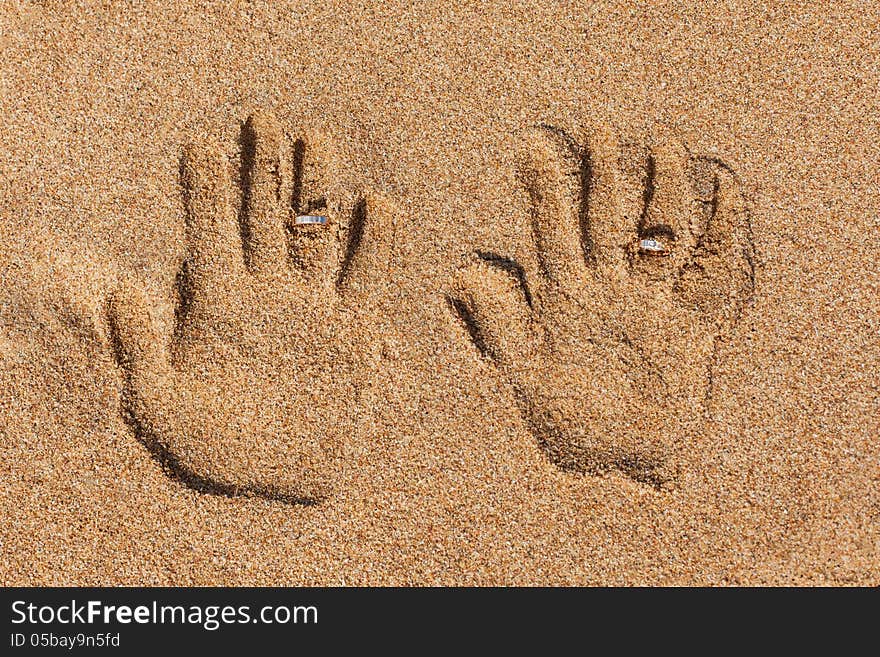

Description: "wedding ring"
294 215 328 225
638 238 668 255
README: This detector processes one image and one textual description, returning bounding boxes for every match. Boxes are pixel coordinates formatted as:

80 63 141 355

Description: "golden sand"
1 1 877 584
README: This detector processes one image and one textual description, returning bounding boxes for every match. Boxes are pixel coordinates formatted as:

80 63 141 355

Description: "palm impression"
450 124 754 487
109 111 397 503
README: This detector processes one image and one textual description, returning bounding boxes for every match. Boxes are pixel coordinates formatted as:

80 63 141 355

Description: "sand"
0 0 877 585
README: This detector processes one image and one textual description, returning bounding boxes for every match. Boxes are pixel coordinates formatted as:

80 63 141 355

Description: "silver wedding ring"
638 238 668 255
294 215 328 225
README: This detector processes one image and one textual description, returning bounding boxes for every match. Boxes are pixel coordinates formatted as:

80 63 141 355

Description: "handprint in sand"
109 111 397 502
449 124 754 486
